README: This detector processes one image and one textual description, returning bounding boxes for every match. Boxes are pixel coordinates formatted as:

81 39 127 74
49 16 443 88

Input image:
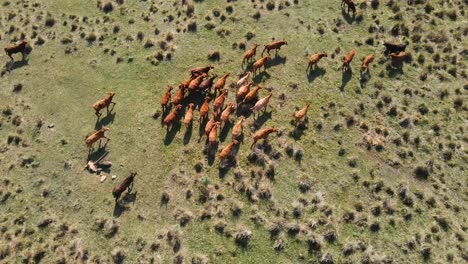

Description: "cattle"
236 72 251 88
204 112 219 137
4 40 29 61
160 86 173 112
250 92 273 117
220 103 236 125
219 140 239 161
112 172 137 202
183 103 195 128
251 128 279 149
307 53 328 72
237 80 254 102
199 96 211 123
342 50 356 72
198 74 217 92
294 103 311 126
188 73 207 90
341 0 356 14
213 89 228 112
243 85 262 104
92 92 116 118
231 116 246 140
190 65 214 78
172 86 185 105
360 54 375 73
252 56 271 75
163 104 183 129
179 76 196 89
389 52 407 66
85 127 110 154
208 122 221 146
243 44 260 65
383 41 406 55
262 40 288 56
212 73 230 93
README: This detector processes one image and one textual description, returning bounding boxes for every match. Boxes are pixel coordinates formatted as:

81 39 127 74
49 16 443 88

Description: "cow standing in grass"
112 172 137 202
4 40 29 61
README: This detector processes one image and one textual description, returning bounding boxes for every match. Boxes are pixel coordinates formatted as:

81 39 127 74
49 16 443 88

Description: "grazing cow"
213 89 228 112
237 80 254 102
307 53 328 72
251 128 279 149
262 40 288 56
252 56 271 75
219 140 239 161
92 92 116 117
342 50 356 72
190 65 214 78
220 103 236 125
389 52 407 65
198 74 217 92
243 44 260 65
294 103 311 126
160 86 173 112
85 127 110 154
212 73 230 93
243 85 262 103
204 112 219 137
4 40 29 61
360 54 375 73
341 0 356 14
208 122 221 146
183 103 195 128
250 92 273 117
199 96 211 123
112 172 137 202
188 73 207 90
231 116 246 140
236 72 251 88
163 104 183 129
383 42 406 55
172 86 185 105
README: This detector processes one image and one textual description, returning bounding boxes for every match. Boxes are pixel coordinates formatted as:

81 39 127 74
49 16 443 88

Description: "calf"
251 128 279 149
383 42 406 55
85 127 110 154
198 74 217 92
341 0 356 14
212 73 230 93
250 92 273 117
243 44 259 65
243 85 262 103
342 50 356 72
360 54 375 73
213 89 228 112
183 103 195 128
160 86 173 112
93 92 116 117
172 86 185 105
199 96 212 123
163 104 183 129
237 80 254 102
252 56 271 75
4 40 29 61
112 172 137 202
188 73 207 90
307 53 327 72
294 103 311 126
236 72 251 88
190 65 214 78
389 52 407 65
220 103 236 125
219 140 239 161
231 116 245 140
262 40 288 56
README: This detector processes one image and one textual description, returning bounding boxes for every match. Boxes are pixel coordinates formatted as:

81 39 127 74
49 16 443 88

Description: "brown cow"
204 112 219 136
389 52 407 66
4 40 29 61
307 53 328 72
112 172 137 202
342 50 356 72
243 85 262 103
180 76 196 89
190 65 213 78
294 103 311 126
93 92 116 117
251 128 279 149
243 44 260 65
250 92 273 117
360 54 375 73
213 89 228 112
160 86 173 112
198 74 217 92
219 140 239 161
262 40 288 56
212 73 230 93
252 56 271 75
85 127 110 154
237 80 254 102
163 104 183 129
220 103 236 125
341 0 356 14
188 73 207 90
208 122 221 146
183 103 195 128
172 86 185 105
199 96 212 123
231 116 245 140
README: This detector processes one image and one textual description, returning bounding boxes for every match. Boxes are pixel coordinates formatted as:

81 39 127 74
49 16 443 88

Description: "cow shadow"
270 55 287 67
307 67 326 83
340 69 353 91
183 124 193 145
387 64 404 78
236 103 253 118
112 191 138 218
289 119 308 140
342 9 355 24
4 60 29 73
253 111 272 129
164 122 181 145
88 144 109 161
95 112 116 130
219 122 233 142
252 71 271 83
204 142 218 166
359 71 371 88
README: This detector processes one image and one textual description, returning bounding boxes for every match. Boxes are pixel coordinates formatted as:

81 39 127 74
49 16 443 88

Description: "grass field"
0 0 467 263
